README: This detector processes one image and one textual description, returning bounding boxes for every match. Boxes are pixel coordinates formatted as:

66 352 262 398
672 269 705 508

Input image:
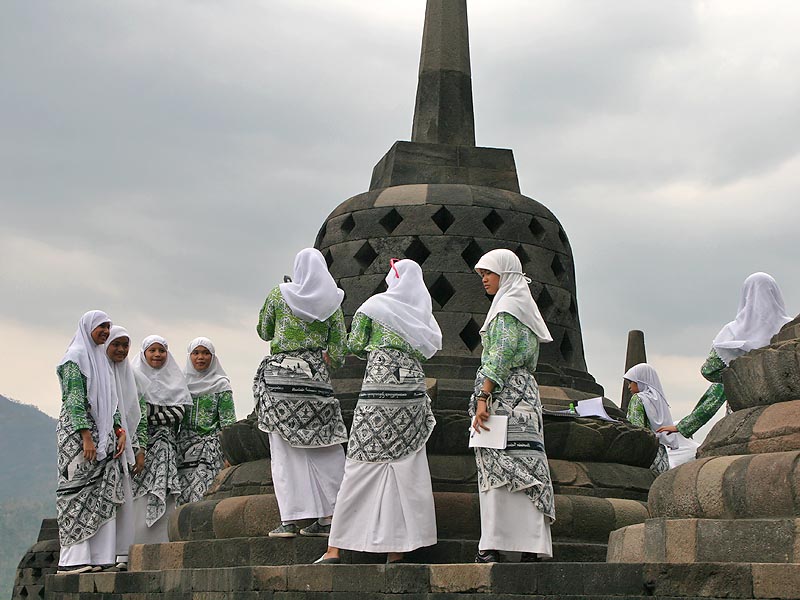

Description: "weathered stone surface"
12 518 59 600
697 399 800 457
649 451 800 519
218 410 271 466
772 315 800 344
724 339 800 410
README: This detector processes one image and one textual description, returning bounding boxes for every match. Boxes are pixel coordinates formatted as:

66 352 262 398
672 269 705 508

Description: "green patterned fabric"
132 395 148 450
257 287 347 368
347 311 426 362
183 390 236 436
477 312 540 391
626 393 649 429
677 348 728 438
57 361 121 432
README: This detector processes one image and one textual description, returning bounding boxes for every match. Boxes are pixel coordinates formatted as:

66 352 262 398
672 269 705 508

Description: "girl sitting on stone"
658 272 792 439
177 337 236 505
624 363 698 472
131 335 192 544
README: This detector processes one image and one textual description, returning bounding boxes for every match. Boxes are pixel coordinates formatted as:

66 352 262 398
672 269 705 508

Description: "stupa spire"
411 0 475 146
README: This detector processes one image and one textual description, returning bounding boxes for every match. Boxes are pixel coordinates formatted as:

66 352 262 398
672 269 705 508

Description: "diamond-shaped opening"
483 209 504 234
315 222 327 247
536 286 554 315
405 237 431 265
432 206 455 233
19 587 29 598
569 296 578 318
515 245 530 267
460 318 482 352
372 279 388 295
558 228 570 248
323 249 333 268
379 208 403 234
560 332 574 361
341 214 356 235
429 274 455 308
354 241 378 273
461 240 484 269
529 216 546 241
551 254 567 282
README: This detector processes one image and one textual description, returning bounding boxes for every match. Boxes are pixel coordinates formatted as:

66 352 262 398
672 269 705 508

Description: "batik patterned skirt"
176 430 225 505
56 410 124 548
131 424 181 527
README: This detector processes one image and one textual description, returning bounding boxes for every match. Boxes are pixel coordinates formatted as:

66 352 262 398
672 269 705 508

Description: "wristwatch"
476 391 492 402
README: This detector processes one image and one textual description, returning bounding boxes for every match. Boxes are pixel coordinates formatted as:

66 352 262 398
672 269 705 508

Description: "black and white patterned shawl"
56 406 124 547
176 430 225 505
255 349 348 448
131 415 181 527
469 368 555 522
347 348 436 463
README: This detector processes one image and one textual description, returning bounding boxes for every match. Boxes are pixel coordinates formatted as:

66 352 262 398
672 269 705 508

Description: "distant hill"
0 394 57 599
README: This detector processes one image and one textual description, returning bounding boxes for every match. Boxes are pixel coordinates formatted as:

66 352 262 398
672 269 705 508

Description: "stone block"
696 518 795 563
156 542 186 570
643 563 753 598
753 563 800 599
93 573 117 593
643 518 667 563
429 564 491 592
745 452 796 517
535 562 584 596
433 492 480 539
608 523 644 564
695 455 738 518
251 566 288 591
724 340 800 410
664 519 697 563
286 565 333 592
384 564 430 593
489 563 537 594
330 565 386 592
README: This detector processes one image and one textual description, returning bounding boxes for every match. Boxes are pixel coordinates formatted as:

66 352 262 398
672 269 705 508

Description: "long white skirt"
114 472 135 562
329 446 437 553
666 434 699 469
59 518 116 567
269 432 345 522
132 495 175 545
479 486 552 557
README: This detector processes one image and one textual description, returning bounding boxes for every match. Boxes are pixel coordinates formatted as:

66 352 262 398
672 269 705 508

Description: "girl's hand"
656 425 678 434
472 400 491 433
133 449 146 475
81 430 97 461
114 430 127 459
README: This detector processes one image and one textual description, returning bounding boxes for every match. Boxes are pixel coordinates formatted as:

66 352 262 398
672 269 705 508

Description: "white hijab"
712 272 792 365
623 362 679 450
279 248 344 323
184 337 232 397
131 335 193 407
58 310 116 461
105 326 140 465
474 249 553 342
357 259 443 359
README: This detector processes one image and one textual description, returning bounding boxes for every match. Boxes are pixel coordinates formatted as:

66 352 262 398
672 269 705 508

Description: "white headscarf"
184 337 233 397
58 310 116 461
131 335 193 407
279 248 344 323
474 249 553 342
105 326 140 465
712 272 792 365
623 363 679 450
357 259 443 359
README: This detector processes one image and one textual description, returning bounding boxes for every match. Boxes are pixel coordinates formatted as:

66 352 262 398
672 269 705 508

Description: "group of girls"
254 247 555 564
623 272 793 474
55 318 236 574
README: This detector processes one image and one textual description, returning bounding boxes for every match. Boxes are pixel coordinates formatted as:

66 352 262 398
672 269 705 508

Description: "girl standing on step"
105 325 143 570
623 363 698 472
56 310 126 575
657 272 792 440
255 248 348 539
470 249 555 563
319 258 441 564
131 335 192 544
177 337 236 505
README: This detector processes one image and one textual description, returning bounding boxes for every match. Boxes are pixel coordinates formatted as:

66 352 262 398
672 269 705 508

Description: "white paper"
468 415 509 449
576 397 619 422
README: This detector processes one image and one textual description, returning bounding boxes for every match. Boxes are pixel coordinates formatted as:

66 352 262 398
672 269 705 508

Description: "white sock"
317 517 332 526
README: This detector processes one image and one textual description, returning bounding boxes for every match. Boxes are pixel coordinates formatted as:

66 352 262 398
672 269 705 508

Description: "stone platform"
46 561 800 599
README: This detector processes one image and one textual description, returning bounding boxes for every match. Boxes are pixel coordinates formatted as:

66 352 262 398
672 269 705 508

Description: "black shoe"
475 550 504 563
520 552 540 563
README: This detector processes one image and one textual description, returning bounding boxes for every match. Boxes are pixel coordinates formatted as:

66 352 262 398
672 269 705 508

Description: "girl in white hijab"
470 249 554 563
254 248 349 539
130 335 192 545
104 325 141 570
56 311 126 574
177 337 236 505
658 272 793 439
320 259 441 564
623 363 698 471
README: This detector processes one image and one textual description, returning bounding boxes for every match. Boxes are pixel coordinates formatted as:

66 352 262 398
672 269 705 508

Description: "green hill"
0 395 56 599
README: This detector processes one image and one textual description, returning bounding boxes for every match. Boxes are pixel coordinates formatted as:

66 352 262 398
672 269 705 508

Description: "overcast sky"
2 0 798 443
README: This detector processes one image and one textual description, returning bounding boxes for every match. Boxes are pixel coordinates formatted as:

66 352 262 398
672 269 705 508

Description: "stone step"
46 561 800 599
130 537 607 571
